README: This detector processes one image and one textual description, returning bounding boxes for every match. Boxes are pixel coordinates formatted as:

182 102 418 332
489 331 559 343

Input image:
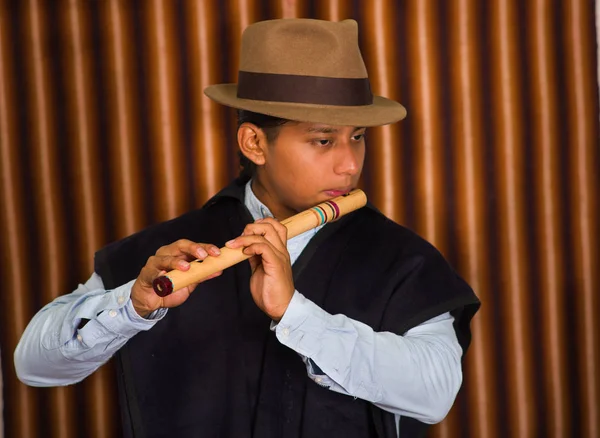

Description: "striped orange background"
0 1 598 437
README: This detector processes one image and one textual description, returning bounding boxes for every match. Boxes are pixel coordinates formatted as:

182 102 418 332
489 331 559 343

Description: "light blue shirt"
15 181 463 434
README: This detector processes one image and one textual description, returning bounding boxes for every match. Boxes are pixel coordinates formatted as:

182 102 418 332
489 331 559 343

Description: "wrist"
133 305 152 318
270 308 286 323
269 288 295 321
131 281 161 318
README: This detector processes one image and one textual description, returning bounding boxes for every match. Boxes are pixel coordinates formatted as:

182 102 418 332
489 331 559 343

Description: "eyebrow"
304 126 366 134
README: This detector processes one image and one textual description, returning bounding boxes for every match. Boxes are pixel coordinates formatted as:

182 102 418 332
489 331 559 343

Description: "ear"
237 122 268 166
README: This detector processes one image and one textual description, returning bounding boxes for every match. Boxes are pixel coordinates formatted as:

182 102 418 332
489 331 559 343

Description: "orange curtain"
0 1 598 437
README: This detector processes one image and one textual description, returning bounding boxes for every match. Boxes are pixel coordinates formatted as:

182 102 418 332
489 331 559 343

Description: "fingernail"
211 247 221 255
197 248 208 258
225 239 235 246
178 261 189 269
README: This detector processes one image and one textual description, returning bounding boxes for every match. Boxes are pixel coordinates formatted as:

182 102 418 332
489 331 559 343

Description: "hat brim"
204 84 406 127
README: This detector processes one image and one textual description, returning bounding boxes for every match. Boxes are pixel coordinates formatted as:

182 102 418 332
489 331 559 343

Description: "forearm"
274 292 463 424
14 274 166 386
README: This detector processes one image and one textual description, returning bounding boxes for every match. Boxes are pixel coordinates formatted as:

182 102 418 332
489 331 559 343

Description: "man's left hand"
225 218 294 321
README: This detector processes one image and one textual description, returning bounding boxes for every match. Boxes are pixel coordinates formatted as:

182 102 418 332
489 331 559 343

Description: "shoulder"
352 206 480 345
350 204 477 305
353 204 442 259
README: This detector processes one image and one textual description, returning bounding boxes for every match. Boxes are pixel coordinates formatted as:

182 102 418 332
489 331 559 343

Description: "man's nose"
333 140 361 176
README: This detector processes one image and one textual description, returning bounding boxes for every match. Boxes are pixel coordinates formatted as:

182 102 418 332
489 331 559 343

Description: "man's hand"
225 218 294 321
131 239 223 317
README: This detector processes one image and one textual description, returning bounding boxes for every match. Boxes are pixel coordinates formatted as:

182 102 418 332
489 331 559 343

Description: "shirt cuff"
271 291 331 359
76 281 167 344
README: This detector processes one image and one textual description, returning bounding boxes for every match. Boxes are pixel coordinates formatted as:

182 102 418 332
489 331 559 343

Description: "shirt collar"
243 180 325 239
244 180 274 221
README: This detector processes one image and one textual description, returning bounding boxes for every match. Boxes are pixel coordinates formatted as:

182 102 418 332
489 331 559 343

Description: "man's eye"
313 139 331 146
352 134 365 141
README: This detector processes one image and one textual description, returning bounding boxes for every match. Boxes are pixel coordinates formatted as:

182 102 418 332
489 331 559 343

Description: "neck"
250 177 296 221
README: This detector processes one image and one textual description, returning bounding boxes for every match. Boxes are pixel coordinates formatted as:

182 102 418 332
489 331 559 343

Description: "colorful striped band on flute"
314 205 327 223
310 200 341 226
321 202 335 221
310 208 322 225
324 200 340 220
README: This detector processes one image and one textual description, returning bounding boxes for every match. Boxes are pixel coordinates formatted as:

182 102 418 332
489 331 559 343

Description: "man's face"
255 122 366 219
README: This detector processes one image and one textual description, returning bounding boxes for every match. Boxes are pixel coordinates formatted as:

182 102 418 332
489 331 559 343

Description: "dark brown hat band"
237 71 373 106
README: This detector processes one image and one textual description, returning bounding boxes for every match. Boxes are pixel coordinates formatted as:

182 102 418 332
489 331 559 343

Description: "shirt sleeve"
14 272 167 387
272 291 463 425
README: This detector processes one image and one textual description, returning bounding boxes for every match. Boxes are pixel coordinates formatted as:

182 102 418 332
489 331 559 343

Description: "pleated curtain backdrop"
0 1 599 437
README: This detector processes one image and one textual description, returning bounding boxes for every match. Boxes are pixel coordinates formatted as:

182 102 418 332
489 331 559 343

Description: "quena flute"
152 189 367 297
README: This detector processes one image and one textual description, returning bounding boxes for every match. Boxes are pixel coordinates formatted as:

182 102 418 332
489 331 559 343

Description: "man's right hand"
131 239 223 317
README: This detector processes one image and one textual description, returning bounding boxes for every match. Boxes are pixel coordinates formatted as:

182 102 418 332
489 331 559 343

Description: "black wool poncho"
94 178 480 438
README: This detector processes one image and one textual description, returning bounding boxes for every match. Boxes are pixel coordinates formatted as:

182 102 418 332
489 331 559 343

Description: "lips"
324 187 353 197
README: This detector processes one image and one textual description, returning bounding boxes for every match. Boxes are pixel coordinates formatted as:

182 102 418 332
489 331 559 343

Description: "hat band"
237 71 373 106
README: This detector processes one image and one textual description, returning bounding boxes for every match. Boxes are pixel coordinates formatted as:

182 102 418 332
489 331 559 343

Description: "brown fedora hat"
204 18 406 127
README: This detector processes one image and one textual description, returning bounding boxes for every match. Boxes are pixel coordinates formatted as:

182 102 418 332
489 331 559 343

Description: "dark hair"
237 109 289 180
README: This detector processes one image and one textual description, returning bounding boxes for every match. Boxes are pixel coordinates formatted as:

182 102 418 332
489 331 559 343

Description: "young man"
15 19 479 438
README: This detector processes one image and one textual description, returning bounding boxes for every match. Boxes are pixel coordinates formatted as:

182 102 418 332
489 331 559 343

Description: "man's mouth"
324 187 353 197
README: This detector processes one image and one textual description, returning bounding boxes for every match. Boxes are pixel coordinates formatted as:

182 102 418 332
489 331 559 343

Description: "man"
15 19 479 438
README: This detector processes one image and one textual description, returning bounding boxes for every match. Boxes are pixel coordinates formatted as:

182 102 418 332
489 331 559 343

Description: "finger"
155 239 197 257
239 222 287 254
240 242 287 270
193 243 221 259
225 235 284 259
255 218 288 247
156 240 220 260
140 255 192 284
205 244 221 257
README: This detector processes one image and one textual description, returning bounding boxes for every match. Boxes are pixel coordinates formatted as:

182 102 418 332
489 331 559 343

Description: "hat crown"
239 19 368 79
